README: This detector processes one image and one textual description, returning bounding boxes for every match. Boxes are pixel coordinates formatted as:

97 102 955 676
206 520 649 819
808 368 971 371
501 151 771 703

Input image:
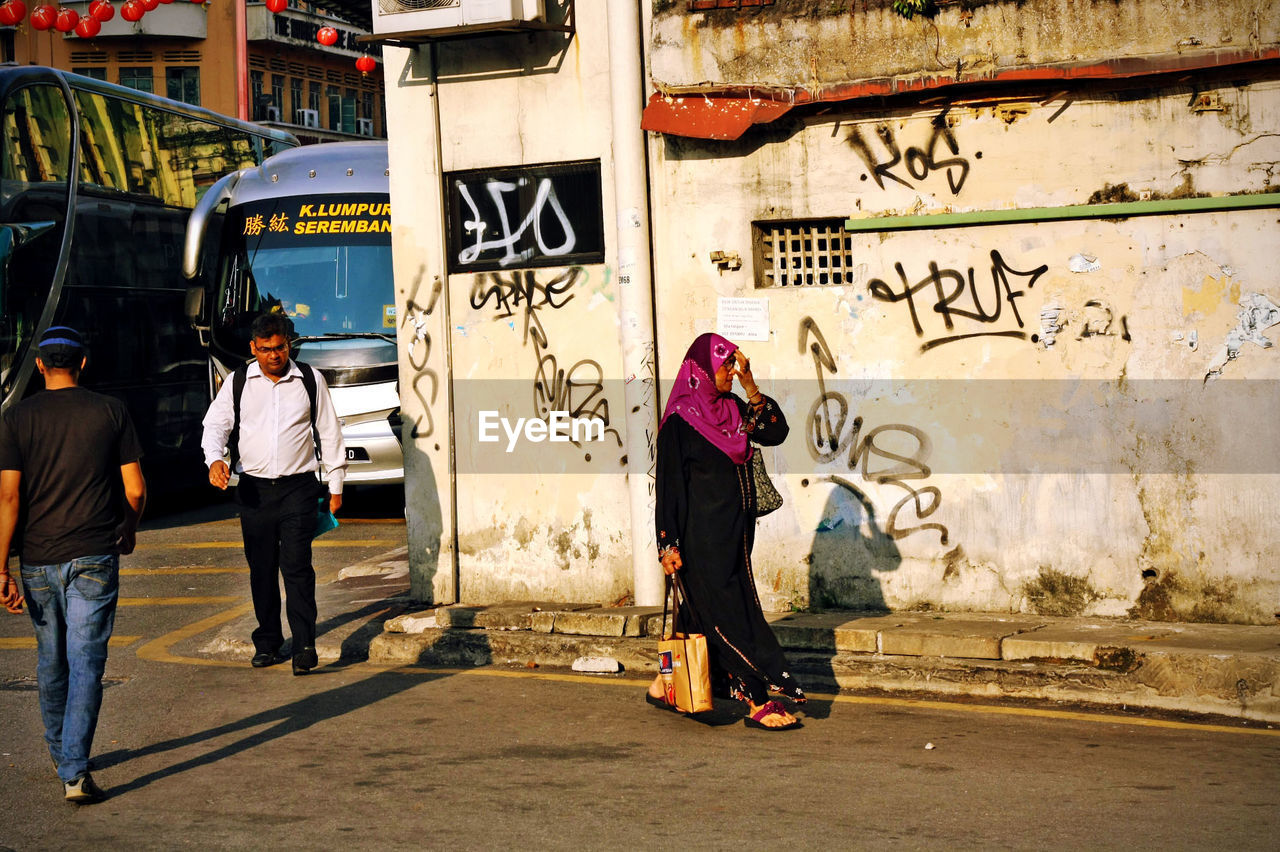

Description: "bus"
182 141 402 486
0 67 297 492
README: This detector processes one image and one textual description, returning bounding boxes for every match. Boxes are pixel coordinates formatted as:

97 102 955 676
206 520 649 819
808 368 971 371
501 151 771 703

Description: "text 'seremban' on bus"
183 141 402 485
0 67 297 491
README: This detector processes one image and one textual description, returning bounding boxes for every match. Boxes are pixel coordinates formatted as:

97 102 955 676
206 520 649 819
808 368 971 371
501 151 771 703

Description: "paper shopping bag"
658 575 713 714
658 633 713 714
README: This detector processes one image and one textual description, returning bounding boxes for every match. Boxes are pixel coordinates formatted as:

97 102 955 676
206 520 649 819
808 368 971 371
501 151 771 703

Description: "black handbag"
750 446 783 517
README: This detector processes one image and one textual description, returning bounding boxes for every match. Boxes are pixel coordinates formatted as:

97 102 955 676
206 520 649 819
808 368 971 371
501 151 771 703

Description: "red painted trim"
642 47 1280 140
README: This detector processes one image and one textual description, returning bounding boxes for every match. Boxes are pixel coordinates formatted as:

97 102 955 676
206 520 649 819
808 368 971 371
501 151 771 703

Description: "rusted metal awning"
640 93 795 140
642 46 1280 141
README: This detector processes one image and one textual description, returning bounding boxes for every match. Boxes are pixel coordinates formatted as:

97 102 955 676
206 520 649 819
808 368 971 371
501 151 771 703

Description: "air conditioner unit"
264 105 281 122
373 0 543 38
356 118 374 137
296 108 320 129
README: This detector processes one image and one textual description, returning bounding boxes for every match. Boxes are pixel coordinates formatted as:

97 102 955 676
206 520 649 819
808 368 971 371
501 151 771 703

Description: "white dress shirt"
201 360 347 494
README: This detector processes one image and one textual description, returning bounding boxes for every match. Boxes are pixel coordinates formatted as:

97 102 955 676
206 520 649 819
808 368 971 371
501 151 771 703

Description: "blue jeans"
20 554 119 784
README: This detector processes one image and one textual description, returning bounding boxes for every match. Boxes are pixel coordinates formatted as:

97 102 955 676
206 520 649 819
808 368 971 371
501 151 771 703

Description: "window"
119 67 153 94
73 67 107 81
308 81 321 114
752 219 856 287
290 78 303 121
165 67 200 106
72 89 259 208
341 89 356 134
271 75 284 116
327 86 340 131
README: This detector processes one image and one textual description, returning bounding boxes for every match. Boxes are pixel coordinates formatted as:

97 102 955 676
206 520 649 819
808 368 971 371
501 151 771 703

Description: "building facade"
2 0 384 142
384 0 1280 623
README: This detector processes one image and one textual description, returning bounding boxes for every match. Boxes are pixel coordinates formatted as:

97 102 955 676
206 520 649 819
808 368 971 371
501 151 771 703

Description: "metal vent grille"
377 0 458 12
753 220 856 287
162 51 201 62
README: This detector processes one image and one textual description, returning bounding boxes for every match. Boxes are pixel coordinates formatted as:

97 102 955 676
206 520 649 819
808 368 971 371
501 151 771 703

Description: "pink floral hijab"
660 332 750 464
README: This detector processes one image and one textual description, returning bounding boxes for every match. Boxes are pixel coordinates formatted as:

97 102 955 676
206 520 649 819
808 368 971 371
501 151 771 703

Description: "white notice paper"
717 297 770 342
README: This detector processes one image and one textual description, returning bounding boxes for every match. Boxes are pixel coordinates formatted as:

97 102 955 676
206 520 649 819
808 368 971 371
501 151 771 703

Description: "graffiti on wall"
800 317 949 545
470 267 622 452
447 161 606 273
846 111 976 196
868 249 1049 352
402 265 443 440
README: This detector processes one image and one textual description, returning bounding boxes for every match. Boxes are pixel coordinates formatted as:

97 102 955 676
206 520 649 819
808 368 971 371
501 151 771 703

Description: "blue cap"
38 326 85 368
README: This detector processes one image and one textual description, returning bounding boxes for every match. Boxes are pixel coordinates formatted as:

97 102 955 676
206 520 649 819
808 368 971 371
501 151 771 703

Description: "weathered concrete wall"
385 4 635 604
649 74 1280 623
384 1 1280 620
649 0 1280 92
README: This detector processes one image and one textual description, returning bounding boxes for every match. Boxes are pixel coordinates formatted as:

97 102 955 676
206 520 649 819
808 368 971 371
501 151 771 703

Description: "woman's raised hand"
659 546 683 575
734 349 761 400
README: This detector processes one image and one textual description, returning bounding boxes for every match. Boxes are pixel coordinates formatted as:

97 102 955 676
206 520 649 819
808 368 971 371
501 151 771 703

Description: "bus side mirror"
184 284 205 323
185 285 210 346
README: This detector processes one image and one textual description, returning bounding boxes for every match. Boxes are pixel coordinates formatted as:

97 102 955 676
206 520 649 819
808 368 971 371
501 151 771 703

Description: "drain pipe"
607 0 662 607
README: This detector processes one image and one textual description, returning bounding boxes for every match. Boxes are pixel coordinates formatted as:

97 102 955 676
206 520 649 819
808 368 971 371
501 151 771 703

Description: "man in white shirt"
201 313 346 675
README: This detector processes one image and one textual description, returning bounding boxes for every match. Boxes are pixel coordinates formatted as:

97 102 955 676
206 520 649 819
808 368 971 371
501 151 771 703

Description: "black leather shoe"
292 646 318 676
251 649 287 668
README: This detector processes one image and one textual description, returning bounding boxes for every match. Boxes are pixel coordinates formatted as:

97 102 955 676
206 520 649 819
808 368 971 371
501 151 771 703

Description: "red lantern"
355 55 376 75
141 0 157 9
30 2 54 27
316 25 337 46
53 6 78 31
88 0 112 20
119 0 142 20
265 0 285 11
0 1 25 25
74 15 99 36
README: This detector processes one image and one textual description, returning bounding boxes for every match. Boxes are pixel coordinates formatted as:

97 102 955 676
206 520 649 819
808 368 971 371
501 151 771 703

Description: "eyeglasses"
254 343 289 354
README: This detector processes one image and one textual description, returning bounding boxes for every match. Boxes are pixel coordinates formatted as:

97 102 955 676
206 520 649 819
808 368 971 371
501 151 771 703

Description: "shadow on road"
92 666 455 796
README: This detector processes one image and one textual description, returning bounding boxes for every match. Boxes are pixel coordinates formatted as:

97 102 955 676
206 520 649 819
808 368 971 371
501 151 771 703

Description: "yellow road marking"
121 567 249 576
134 601 255 668
132 540 401 550
0 635 142 650
118 596 241 606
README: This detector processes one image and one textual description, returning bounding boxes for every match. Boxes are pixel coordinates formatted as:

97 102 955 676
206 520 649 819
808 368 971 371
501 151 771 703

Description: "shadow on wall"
405 441 446 604
431 0 576 83
804 475 901 611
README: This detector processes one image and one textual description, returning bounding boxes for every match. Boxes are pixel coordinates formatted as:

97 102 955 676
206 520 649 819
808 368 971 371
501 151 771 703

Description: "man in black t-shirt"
0 327 146 805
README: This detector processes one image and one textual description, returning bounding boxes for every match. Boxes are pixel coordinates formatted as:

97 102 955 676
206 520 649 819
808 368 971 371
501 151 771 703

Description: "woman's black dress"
655 393 804 705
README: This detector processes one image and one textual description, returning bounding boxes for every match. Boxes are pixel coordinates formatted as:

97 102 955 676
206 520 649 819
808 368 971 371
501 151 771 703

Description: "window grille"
753 219 856 288
163 51 201 63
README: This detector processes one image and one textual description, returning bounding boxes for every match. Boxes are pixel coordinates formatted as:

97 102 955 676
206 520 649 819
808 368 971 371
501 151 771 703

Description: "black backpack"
226 360 321 473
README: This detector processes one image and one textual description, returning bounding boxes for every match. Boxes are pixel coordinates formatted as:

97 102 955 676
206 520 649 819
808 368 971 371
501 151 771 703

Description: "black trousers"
236 473 321 654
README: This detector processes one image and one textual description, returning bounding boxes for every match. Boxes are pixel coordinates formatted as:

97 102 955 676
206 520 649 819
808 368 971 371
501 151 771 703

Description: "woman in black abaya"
646 333 804 730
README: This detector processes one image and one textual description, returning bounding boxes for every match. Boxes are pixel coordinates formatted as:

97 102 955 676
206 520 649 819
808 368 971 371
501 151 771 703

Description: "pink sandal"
744 700 801 731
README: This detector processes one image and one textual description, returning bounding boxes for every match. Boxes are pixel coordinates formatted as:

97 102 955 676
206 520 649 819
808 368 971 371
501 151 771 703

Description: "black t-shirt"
0 386 142 564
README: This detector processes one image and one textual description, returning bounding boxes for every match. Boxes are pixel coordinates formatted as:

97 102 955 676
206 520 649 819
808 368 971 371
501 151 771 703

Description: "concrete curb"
187 550 1280 723
371 603 1280 722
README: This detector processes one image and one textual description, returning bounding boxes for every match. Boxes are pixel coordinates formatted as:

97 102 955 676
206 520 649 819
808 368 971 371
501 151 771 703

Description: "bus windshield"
215 193 394 348
237 242 393 338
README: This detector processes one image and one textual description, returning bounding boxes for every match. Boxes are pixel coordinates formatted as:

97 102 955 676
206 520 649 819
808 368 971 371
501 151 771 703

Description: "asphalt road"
1 487 1277 850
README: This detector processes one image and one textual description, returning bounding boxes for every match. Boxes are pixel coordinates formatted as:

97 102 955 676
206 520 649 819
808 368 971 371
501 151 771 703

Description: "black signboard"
445 159 605 273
